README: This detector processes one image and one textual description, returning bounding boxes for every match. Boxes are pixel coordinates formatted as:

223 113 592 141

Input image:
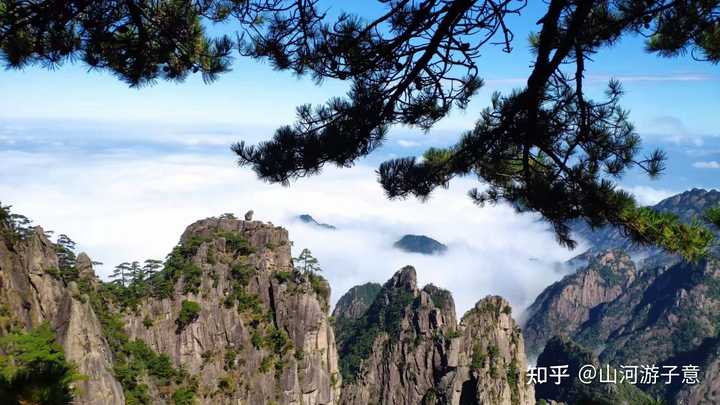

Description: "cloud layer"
0 144 577 316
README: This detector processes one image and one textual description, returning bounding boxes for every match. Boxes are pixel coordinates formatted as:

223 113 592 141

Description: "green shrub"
260 356 273 373
216 231 254 255
274 271 292 283
176 300 201 331
470 341 486 370
230 262 255 286
172 387 196 405
0 323 84 404
251 330 264 349
180 263 203 295
224 349 237 370
265 326 292 356
446 329 461 339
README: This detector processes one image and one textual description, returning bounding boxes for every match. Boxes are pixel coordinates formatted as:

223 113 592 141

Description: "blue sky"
1 2 718 315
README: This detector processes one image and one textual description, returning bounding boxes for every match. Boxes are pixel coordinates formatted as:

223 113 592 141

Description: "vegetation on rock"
176 300 201 331
0 323 83 404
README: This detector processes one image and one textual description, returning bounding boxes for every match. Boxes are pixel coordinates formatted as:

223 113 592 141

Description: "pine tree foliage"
293 248 321 274
0 202 34 242
110 262 132 287
0 323 83 404
2 1 719 258
706 205 720 228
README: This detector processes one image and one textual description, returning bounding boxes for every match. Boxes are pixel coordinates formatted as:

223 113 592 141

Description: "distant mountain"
524 249 720 403
571 188 720 258
297 214 336 230
393 234 447 255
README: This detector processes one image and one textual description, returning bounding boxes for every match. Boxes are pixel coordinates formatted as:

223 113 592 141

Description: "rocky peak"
75 252 100 284
336 269 533 405
571 188 720 257
654 188 720 222
123 216 340 404
298 214 336 230
523 249 638 357
332 282 381 322
525 251 720 403
393 235 447 255
387 265 418 292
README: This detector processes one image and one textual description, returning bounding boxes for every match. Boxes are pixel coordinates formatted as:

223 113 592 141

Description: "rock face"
332 282 381 322
124 217 341 404
335 267 534 405
523 250 638 358
0 226 125 404
535 336 652 405
393 235 447 255
524 248 720 403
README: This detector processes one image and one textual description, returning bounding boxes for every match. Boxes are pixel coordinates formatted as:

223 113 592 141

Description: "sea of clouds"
0 140 590 317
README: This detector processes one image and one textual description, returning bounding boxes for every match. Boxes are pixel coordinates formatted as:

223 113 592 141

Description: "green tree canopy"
293 248 321 274
2 1 719 259
0 323 83 404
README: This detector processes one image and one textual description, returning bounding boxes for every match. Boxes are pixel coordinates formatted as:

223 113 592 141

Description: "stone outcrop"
335 266 534 405
123 217 341 404
0 226 125 404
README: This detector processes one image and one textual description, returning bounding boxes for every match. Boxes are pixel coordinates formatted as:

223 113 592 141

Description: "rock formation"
0 225 125 404
523 250 638 358
335 266 535 405
297 214 336 230
331 282 381 322
122 217 341 404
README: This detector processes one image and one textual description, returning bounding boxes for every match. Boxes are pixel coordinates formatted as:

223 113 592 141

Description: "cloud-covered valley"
0 138 588 316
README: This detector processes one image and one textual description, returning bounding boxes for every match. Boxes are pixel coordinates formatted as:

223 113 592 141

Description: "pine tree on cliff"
55 234 79 281
127 261 145 285
3 1 719 259
110 262 131 287
293 248 321 275
142 259 163 279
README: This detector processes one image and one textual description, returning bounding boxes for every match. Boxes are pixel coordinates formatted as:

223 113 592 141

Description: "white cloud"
622 185 676 206
0 147 576 317
642 115 709 146
396 139 421 148
693 161 720 169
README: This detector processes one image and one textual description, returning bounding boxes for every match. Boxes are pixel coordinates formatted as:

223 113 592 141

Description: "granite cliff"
0 222 124 404
335 267 535 405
